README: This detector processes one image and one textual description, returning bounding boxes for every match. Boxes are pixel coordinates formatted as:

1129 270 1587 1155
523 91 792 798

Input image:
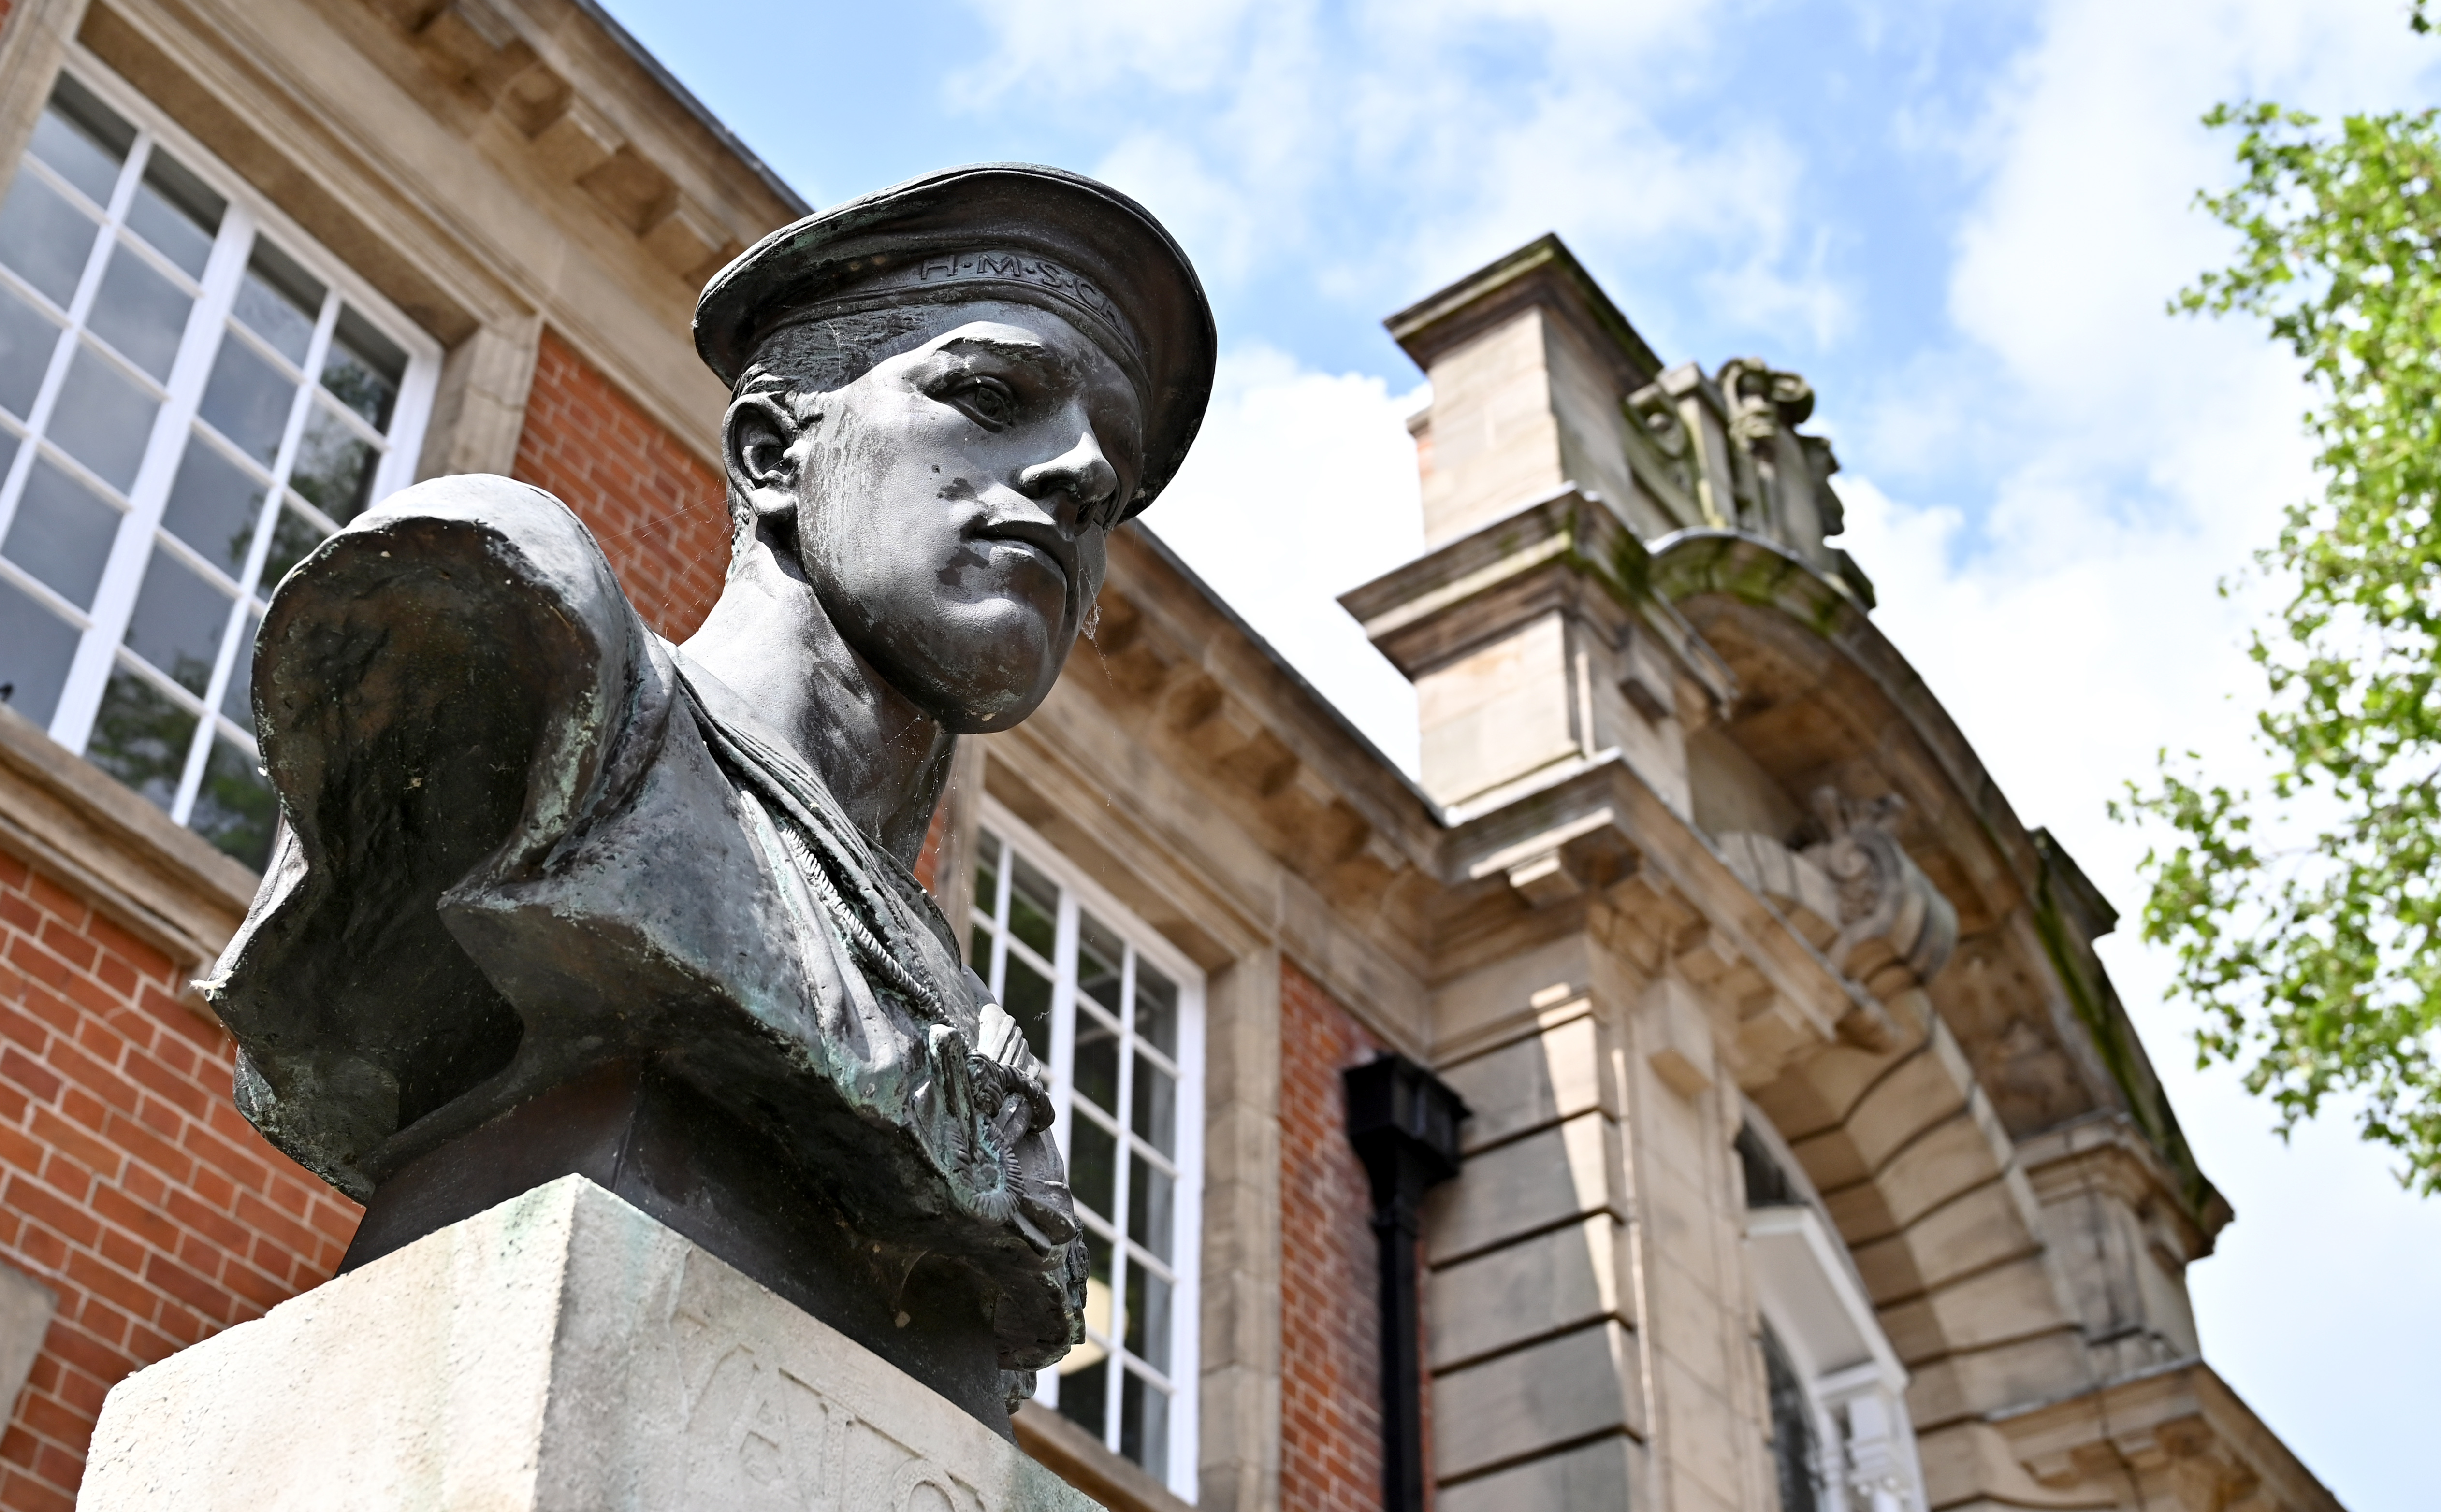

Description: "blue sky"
602 2 2441 1506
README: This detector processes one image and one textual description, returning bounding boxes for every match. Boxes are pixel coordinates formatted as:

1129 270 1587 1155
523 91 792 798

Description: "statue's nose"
1016 428 1119 534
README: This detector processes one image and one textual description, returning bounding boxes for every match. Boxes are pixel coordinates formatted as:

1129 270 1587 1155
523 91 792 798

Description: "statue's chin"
873 646 1058 735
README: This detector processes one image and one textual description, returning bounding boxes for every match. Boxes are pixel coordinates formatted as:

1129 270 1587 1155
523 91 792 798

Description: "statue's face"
748 302 1144 733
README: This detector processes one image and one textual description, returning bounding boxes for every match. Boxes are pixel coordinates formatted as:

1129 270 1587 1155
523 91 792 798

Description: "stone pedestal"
78 1176 1100 1511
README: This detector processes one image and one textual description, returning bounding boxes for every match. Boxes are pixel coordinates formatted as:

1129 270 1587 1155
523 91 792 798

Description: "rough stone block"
1432 1319 1645 1481
0 1260 55 1416
1823 1107 2000 1242
1425 1111 1620 1263
1877 1254 2075 1366
1791 1043 1970 1190
1642 975 1715 1099
1417 612 1578 805
80 1177 1097 1511
1428 1215 1629 1369
1439 1010 1603 1152
1850 1177 2043 1307
1904 1331 2087 1427
1437 1431 1637 1512
1656 1356 1747 1510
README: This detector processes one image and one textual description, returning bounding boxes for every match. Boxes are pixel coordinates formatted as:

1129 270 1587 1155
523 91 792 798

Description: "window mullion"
991 838 1013 996
155 271 338 795
42 128 172 753
105 181 245 794
57 178 244 763
1046 890 1077 1130
0 171 116 554
263 286 342 501
162 669 215 824
1104 935 1140 1454
178 208 278 783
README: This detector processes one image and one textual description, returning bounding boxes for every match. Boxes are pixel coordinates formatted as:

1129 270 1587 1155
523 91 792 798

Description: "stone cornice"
1989 1359 2340 1512
0 706 252 986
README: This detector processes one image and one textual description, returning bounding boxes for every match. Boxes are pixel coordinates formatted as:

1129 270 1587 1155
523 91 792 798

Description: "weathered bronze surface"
201 165 1215 1429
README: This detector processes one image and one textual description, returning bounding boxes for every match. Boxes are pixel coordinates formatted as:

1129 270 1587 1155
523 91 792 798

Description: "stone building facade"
0 2 2343 1510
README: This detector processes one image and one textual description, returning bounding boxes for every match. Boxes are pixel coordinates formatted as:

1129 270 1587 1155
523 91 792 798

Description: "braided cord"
681 679 954 1024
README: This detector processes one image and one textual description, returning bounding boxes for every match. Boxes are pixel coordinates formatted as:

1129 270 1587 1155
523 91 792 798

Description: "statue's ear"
721 390 806 524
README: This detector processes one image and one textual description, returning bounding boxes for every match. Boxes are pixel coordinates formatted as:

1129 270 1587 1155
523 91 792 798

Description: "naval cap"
694 163 1216 517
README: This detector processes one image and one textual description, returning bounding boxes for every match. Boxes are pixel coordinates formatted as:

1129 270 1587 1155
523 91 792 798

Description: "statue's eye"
955 376 1015 428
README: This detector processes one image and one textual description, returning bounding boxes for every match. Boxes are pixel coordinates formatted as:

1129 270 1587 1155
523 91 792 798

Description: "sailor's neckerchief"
672 655 959 1027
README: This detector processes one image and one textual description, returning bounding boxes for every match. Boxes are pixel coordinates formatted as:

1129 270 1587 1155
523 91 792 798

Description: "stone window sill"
0 703 255 984
1013 1401 1194 1512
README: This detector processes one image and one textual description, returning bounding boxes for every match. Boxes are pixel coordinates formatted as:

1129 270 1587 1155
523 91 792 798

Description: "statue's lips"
973 530 1071 596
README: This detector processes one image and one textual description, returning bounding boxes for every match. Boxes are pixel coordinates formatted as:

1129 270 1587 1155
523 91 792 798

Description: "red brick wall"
1279 957 1392 1512
512 327 730 641
0 853 361 1512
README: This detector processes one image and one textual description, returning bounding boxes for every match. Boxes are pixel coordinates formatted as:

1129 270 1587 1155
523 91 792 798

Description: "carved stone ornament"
200 164 1216 1429
1715 787 1959 1019
1799 786 1958 999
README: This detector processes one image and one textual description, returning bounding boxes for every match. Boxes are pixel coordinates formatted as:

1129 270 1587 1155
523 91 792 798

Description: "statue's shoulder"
251 471 659 821
329 473 633 631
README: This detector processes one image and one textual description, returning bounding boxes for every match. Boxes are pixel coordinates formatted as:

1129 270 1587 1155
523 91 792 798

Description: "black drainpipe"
1344 1054 1469 1512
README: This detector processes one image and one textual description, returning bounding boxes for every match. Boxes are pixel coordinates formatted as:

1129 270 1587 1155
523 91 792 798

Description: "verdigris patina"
199 165 1215 1430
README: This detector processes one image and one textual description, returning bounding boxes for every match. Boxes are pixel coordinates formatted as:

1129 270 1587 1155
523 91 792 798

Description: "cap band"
838 249 1148 373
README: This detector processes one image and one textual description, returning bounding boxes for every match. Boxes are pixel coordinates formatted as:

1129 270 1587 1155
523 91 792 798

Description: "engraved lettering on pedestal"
659 1252 992 1511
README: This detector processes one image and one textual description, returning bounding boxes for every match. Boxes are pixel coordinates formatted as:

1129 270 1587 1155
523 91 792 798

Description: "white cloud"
1135 345 1426 773
952 0 1843 335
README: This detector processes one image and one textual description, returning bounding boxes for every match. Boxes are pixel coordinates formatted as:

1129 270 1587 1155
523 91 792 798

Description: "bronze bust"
200 165 1215 1429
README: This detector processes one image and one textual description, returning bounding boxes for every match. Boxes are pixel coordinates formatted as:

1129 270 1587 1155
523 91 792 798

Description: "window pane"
1077 911 1123 1015
1135 962 1179 1057
48 344 159 491
259 500 325 591
1129 1153 1173 1263
1070 1114 1116 1220
29 80 132 206
1081 1229 1112 1340
190 735 273 869
125 151 221 279
198 333 296 464
123 547 233 695
1002 952 1052 1062
160 440 267 578
1125 1262 1171 1373
1057 1356 1108 1441
1132 1054 1176 1156
288 404 378 523
232 242 320 364
0 574 79 727
86 665 195 812
3 457 120 607
1009 852 1058 959
973 829 1001 912
1763 1325 1822 1512
0 284 62 418
0 172 101 308
1074 1009 1118 1113
322 307 403 430
221 605 260 726
87 245 192 380
1119 1370 1168 1480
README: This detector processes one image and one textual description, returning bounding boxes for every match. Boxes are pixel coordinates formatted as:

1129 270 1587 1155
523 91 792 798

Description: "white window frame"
0 51 438 838
972 797 1205 1502
1743 1105 1928 1512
